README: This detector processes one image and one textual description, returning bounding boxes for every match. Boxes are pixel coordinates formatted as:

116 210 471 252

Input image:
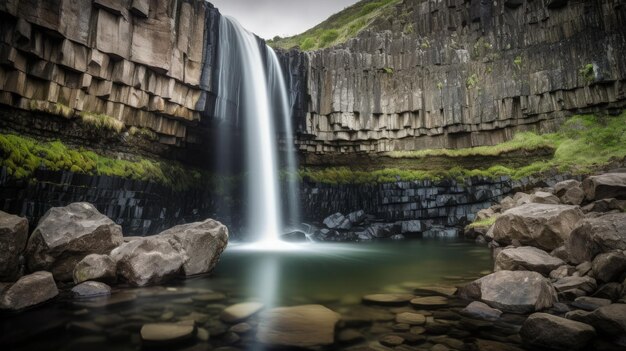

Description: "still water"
1 240 494 351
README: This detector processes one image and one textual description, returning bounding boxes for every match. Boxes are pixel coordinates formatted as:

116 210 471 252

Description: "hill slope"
268 0 401 51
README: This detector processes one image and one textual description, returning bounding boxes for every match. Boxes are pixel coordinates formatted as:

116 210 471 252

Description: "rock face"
156 219 229 276
73 254 117 284
567 213 626 264
460 270 557 313
492 204 583 251
0 211 28 281
25 203 123 281
111 237 184 287
583 173 626 201
256 305 340 349
0 271 58 310
495 246 565 276
520 313 596 351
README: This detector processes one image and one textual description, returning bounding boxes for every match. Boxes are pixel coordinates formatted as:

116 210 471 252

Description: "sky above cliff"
210 0 359 39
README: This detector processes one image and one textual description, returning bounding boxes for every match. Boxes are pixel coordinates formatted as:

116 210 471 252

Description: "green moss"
0 134 206 191
269 0 401 51
514 55 522 69
382 67 394 75
467 216 498 229
129 126 158 141
466 74 479 89
79 112 125 133
579 63 595 83
304 112 626 185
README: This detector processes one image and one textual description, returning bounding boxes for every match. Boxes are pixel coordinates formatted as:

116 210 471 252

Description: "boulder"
460 270 557 313
0 271 58 310
111 237 184 287
460 301 502 320
347 210 367 225
25 203 123 281
256 305 340 349
592 252 626 283
520 313 596 351
583 173 626 201
495 246 565 276
71 281 111 298
567 213 626 264
530 191 561 205
555 180 582 197
592 283 624 301
492 203 583 251
323 213 351 229
572 296 612 311
500 196 516 212
553 276 597 294
575 303 626 336
157 219 229 276
550 265 575 280
400 220 422 234
221 302 264 323
73 254 117 284
0 211 28 281
561 187 585 206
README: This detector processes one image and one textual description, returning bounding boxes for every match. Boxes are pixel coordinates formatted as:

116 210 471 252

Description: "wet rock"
572 296 612 311
25 203 123 281
340 306 395 326
256 305 340 349
461 301 502 320
495 246 565 276
583 173 626 201
280 231 308 242
71 281 111 299
362 293 413 306
111 237 184 287
323 213 351 229
396 312 426 325
140 323 196 344
410 296 448 309
229 322 252 334
553 276 597 294
0 271 58 310
592 251 626 283
73 254 117 284
520 313 596 351
156 219 229 276
380 334 404 346
0 211 28 281
460 270 557 313
347 210 367 225
492 203 583 251
567 213 626 264
221 302 264 323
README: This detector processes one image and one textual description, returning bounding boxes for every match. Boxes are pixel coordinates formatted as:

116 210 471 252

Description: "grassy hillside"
268 0 401 51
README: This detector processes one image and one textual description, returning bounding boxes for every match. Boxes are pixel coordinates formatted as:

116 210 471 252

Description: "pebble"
140 323 195 343
396 312 426 325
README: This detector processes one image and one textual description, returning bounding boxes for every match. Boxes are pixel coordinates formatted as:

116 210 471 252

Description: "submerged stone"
140 323 196 343
221 302 264 323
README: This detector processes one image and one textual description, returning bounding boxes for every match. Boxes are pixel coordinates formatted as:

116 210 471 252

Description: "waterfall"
214 16 296 243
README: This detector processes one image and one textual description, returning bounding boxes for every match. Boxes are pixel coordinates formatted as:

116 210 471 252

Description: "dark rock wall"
292 0 626 155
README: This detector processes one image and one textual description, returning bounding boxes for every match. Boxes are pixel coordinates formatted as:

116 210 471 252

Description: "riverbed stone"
520 313 596 351
140 323 196 343
553 276 597 294
0 211 28 282
492 203 583 251
363 293 414 306
256 304 340 349
410 296 448 309
550 265 575 280
380 334 404 346
461 301 502 320
495 246 565 276
71 281 111 299
111 237 184 287
460 270 557 313
0 271 58 310
156 219 229 276
572 303 626 336
583 173 626 201
396 312 426 325
567 213 626 264
572 296 612 311
592 251 626 283
592 283 623 301
73 254 117 284
221 302 264 323
25 203 123 281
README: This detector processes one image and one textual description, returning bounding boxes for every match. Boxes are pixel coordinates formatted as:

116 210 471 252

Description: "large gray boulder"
73 254 117 284
520 313 596 351
592 252 626 283
583 173 626 201
111 237 184 287
0 211 29 281
492 203 584 251
256 305 340 349
567 213 626 264
460 270 557 314
25 203 123 281
495 246 565 276
157 219 229 276
0 271 58 310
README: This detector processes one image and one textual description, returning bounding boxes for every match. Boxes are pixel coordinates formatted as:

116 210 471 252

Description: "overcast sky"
210 0 359 39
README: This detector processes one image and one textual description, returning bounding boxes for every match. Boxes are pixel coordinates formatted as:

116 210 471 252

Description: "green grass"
268 0 401 51
467 216 498 229
0 134 203 191
79 112 125 133
301 112 626 185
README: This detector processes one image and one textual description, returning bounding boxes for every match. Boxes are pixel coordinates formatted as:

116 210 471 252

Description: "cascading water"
214 16 297 244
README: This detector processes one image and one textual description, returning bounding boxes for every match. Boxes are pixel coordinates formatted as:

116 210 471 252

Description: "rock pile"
0 202 229 311
463 171 626 350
